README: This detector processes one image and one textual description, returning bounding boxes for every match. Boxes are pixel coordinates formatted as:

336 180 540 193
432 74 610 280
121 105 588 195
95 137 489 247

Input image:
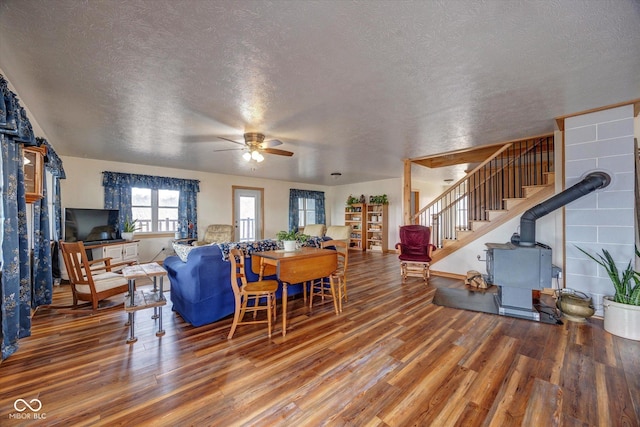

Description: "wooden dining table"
251 247 338 336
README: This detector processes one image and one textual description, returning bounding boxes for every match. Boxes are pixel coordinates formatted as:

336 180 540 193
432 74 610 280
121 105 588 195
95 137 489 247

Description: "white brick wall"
564 105 636 315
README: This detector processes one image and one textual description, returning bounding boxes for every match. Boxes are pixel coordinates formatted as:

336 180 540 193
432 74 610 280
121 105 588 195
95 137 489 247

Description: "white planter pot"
283 240 298 252
603 296 640 341
122 232 135 241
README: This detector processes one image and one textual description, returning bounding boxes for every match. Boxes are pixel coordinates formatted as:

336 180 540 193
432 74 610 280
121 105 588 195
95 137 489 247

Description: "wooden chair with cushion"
395 225 437 283
227 248 279 339
59 241 133 311
309 240 349 314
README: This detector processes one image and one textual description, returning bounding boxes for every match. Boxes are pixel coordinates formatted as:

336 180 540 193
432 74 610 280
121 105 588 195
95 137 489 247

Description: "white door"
233 187 263 242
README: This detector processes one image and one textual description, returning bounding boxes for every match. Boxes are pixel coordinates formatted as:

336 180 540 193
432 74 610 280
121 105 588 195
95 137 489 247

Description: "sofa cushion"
217 239 281 260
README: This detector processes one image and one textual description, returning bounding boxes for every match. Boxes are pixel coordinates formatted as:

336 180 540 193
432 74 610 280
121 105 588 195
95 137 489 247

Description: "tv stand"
84 238 126 247
89 240 139 270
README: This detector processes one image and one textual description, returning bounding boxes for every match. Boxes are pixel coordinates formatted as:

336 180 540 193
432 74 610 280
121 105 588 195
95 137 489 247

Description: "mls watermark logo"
9 398 46 420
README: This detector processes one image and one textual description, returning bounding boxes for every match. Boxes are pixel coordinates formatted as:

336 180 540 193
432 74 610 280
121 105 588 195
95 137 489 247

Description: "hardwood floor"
1 251 639 426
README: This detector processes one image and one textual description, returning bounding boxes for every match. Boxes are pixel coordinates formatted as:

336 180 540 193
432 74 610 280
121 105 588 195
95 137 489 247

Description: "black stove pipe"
518 171 611 247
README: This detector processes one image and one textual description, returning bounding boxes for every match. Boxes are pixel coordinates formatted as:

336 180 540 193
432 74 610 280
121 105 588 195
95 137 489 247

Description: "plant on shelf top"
369 194 389 205
123 218 139 233
276 230 309 243
346 195 360 206
577 246 640 306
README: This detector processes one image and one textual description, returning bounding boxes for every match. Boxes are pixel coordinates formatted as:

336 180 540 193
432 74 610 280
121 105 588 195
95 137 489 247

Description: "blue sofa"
164 240 307 327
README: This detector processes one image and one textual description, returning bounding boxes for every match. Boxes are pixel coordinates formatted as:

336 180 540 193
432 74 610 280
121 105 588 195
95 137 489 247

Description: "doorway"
232 186 264 242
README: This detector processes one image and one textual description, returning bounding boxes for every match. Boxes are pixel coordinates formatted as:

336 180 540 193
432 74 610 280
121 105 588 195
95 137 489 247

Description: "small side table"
122 263 168 344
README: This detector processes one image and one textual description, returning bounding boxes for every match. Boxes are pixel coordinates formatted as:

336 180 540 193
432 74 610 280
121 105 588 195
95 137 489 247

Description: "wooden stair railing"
415 135 555 249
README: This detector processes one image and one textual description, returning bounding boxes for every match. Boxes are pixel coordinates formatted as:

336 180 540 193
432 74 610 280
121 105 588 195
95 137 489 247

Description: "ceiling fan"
214 132 294 162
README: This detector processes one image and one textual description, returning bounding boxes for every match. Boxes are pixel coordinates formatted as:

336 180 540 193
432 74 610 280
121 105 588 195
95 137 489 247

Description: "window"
131 187 179 233
298 197 316 228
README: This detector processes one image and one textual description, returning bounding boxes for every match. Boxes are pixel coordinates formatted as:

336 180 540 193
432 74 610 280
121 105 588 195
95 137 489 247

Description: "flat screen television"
64 208 122 245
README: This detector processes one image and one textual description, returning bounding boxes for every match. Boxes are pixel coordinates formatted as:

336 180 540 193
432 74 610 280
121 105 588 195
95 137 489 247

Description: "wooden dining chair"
228 248 279 339
309 240 348 314
59 240 133 311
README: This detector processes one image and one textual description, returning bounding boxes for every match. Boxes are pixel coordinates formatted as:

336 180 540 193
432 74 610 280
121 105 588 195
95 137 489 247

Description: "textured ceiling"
1 0 639 185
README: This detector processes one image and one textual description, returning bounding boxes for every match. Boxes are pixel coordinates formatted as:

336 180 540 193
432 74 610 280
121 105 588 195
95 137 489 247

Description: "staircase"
413 135 555 263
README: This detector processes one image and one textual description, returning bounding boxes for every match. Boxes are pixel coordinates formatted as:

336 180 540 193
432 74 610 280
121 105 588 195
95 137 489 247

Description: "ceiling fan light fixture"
251 150 265 162
243 150 264 163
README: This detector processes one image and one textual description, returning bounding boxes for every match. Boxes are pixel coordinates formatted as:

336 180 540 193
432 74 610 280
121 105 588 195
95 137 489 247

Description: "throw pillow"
172 242 196 262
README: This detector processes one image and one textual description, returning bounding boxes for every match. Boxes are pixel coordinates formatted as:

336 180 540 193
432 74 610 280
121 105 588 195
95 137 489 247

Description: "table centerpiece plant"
276 230 309 251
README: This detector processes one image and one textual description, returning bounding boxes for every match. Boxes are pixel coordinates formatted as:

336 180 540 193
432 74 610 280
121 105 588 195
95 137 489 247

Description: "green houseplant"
346 195 359 206
123 218 138 233
577 247 640 306
122 218 138 240
369 194 389 205
577 246 640 340
276 230 309 251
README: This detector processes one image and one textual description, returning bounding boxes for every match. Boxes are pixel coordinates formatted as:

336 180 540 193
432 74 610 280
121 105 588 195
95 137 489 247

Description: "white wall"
432 214 559 275
61 156 333 262
330 177 444 250
564 104 636 315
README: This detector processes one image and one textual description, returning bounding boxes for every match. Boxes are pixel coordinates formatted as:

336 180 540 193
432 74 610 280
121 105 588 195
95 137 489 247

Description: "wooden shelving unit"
366 203 388 252
345 203 365 251
23 145 46 203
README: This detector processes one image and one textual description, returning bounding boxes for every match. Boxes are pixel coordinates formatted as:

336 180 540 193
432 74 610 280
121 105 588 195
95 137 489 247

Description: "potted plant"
346 195 359 210
369 194 389 205
578 246 640 340
122 218 138 241
276 230 309 252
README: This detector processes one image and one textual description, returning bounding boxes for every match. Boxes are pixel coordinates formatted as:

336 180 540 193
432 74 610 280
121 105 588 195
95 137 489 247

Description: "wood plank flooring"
1 251 639 426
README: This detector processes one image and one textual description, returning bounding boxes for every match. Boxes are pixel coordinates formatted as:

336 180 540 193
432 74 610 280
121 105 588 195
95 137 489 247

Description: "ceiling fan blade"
260 139 283 149
218 136 246 146
262 148 294 157
212 148 243 152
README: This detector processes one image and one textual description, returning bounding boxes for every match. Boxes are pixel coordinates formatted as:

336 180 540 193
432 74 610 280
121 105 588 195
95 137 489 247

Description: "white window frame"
298 197 317 228
132 187 180 234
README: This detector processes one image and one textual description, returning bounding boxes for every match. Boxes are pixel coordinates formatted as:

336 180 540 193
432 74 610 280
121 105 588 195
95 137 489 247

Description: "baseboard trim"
431 270 466 280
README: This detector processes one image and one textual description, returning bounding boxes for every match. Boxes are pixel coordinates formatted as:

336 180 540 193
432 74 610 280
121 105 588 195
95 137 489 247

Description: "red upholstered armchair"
395 225 437 283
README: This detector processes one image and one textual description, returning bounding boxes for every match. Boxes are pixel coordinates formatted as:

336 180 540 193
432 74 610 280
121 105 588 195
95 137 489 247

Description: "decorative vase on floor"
604 297 640 341
122 232 134 241
555 289 595 323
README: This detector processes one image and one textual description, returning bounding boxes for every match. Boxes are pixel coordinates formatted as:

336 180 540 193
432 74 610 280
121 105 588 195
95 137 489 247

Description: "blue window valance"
41 137 66 179
102 171 199 192
0 75 36 146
